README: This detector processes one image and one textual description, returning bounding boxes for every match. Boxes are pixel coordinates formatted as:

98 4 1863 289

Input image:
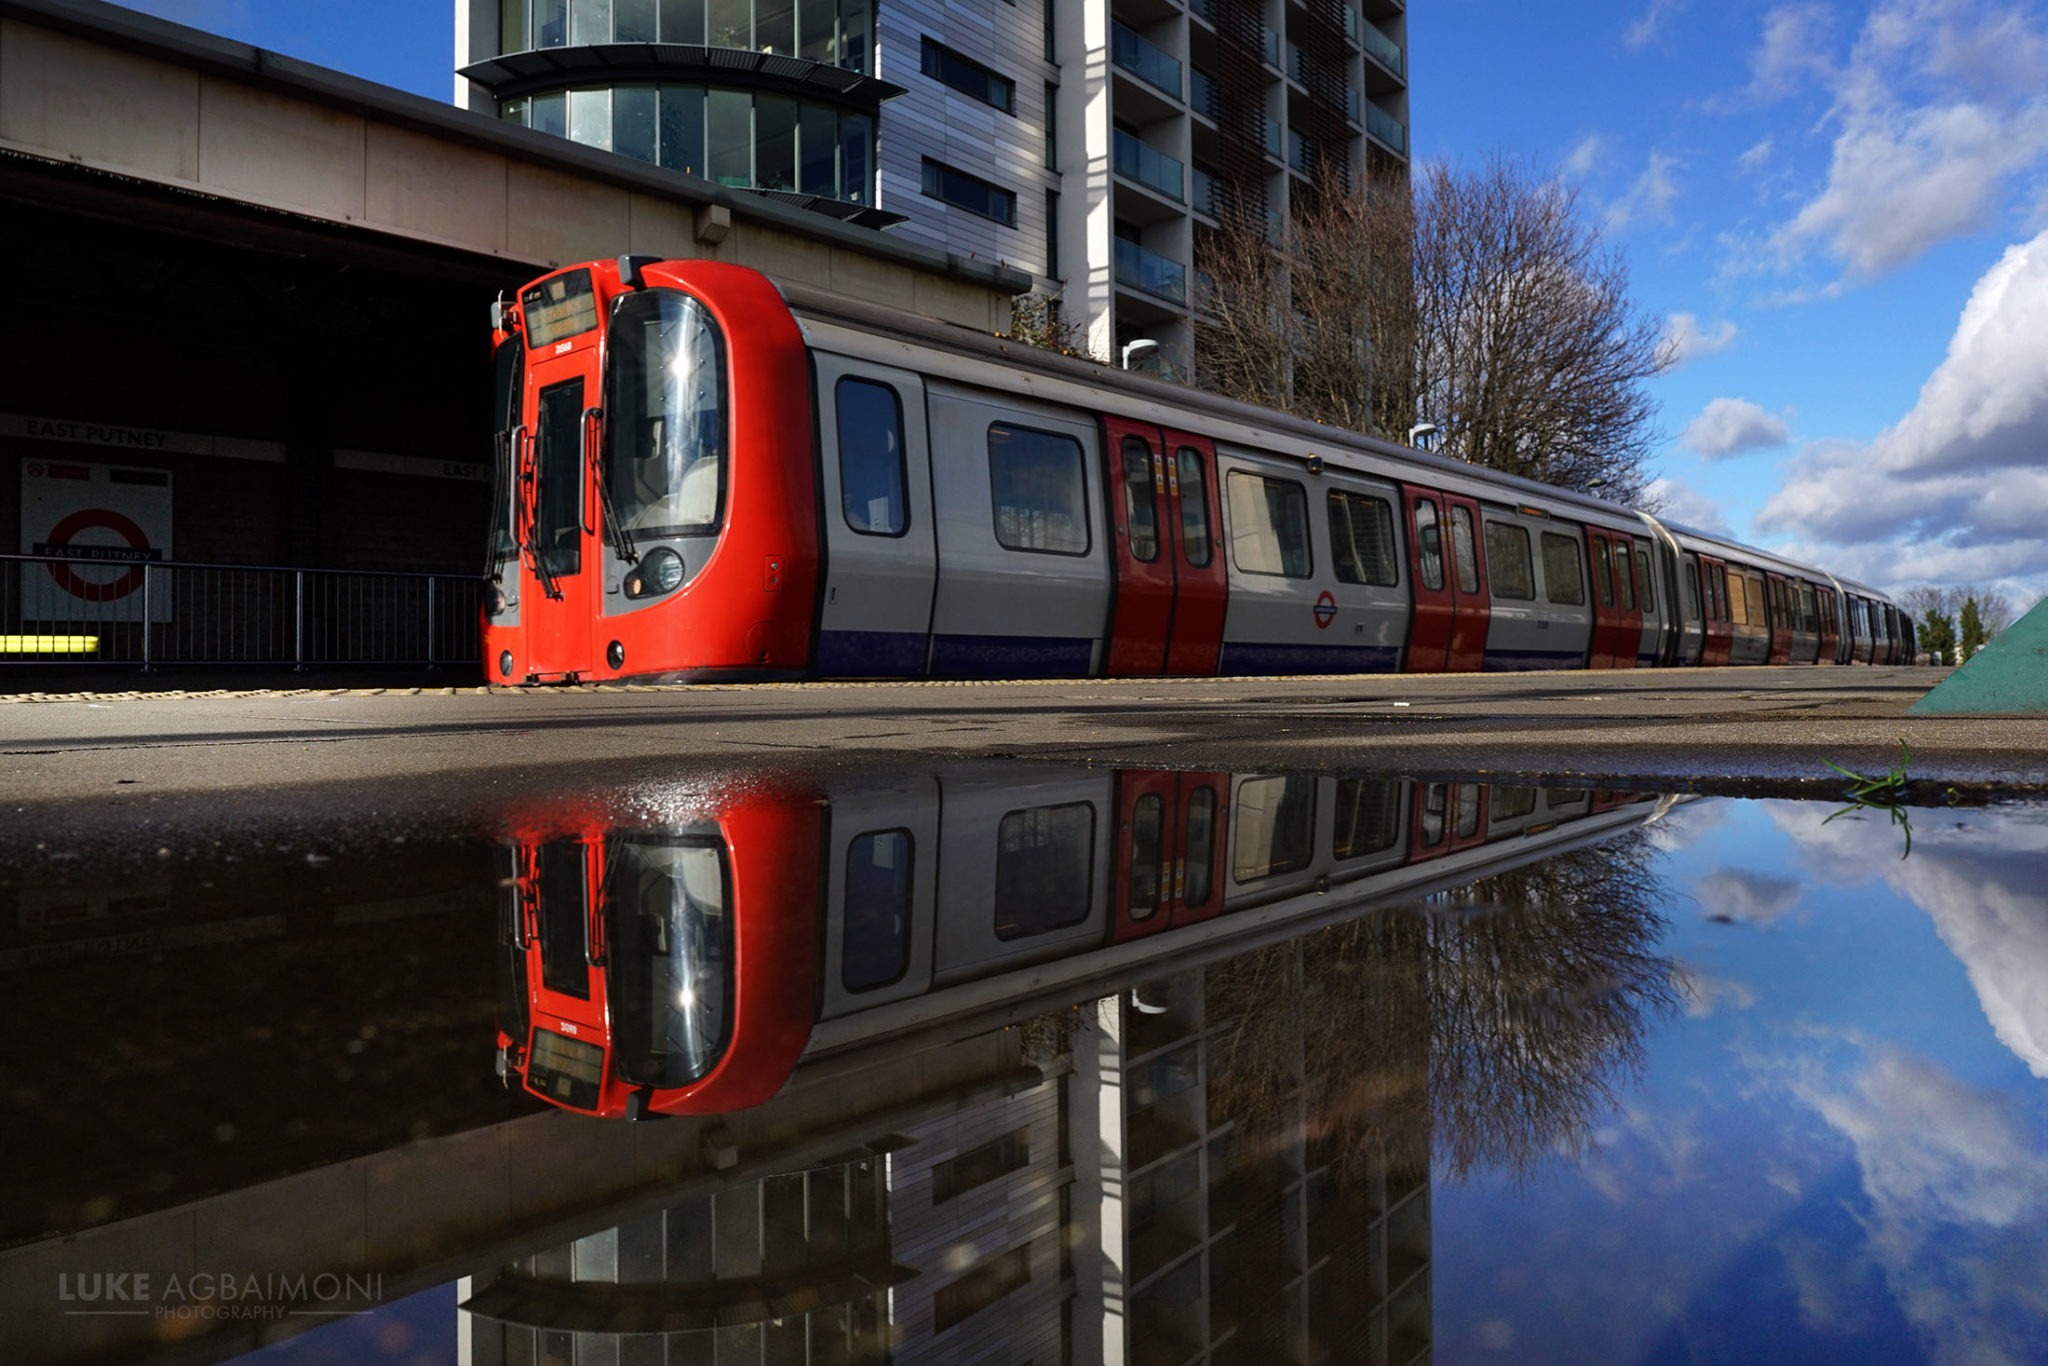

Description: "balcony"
1115 128 1186 202
1365 102 1406 153
1362 21 1404 77
1188 0 1216 23
1191 165 1216 217
1115 237 1188 304
1112 21 1183 100
1190 66 1221 121
1263 115 1283 159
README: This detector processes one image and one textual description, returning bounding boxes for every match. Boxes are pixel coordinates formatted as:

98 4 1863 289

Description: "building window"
1043 81 1058 167
934 1247 1032 1333
932 1131 1030 1203
922 158 1018 226
921 38 1015 113
988 424 1089 554
500 0 874 71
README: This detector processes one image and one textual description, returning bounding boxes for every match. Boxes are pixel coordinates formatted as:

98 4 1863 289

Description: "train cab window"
1541 533 1585 605
1413 500 1444 590
1126 794 1165 920
1591 538 1615 608
1183 787 1217 908
605 835 732 1089
843 830 914 991
1175 447 1213 567
604 289 728 538
1634 544 1655 613
835 379 907 536
1121 437 1161 562
1231 776 1315 883
1328 491 1399 586
1484 521 1535 600
989 424 1090 555
1333 779 1401 860
994 803 1096 938
1227 472 1312 578
1450 506 1480 593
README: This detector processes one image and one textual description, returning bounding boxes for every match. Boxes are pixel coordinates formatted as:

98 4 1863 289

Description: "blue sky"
120 0 2048 605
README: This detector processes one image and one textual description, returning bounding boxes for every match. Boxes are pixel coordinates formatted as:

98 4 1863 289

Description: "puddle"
6 763 2045 1364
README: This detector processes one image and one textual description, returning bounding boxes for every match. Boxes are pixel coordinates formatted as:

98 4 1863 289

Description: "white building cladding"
454 0 1409 374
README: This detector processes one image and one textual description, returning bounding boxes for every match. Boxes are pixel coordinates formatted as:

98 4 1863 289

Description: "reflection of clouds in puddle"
1692 866 1804 926
1672 962 1758 1018
1645 796 1733 853
1769 803 2048 1080
1777 1044 2048 1363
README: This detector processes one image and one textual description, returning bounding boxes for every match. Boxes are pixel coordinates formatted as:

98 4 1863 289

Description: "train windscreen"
603 290 729 541
605 834 734 1088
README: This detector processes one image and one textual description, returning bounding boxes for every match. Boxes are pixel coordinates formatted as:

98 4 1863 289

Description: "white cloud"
1694 866 1803 925
1743 3 1838 101
1625 0 1689 51
1606 150 1681 230
1682 397 1793 457
1674 964 1758 1018
1738 137 1776 172
1661 312 1740 367
1768 0 2048 280
1756 229 2048 597
1642 477 1732 534
1561 134 1607 180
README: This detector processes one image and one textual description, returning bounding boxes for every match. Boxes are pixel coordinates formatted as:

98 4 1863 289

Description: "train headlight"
627 547 685 598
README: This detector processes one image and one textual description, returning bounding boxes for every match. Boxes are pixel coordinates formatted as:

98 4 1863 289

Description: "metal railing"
0 554 485 674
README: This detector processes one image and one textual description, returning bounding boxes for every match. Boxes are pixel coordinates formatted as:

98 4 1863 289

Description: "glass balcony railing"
1262 26 1281 68
1365 103 1407 153
1191 165 1216 217
1190 66 1221 121
1346 86 1362 124
1187 0 1217 24
1287 128 1313 174
1111 21 1183 100
1114 128 1185 202
1362 21 1404 77
1114 237 1187 304
1263 116 1282 158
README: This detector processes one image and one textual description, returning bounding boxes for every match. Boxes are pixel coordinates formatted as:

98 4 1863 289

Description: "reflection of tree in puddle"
1205 828 1678 1192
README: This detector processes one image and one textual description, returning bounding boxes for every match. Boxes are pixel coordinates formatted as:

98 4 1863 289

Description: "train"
481 256 1911 684
495 764 1676 1119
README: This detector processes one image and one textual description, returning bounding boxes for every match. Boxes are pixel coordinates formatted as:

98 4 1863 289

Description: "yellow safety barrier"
0 635 100 654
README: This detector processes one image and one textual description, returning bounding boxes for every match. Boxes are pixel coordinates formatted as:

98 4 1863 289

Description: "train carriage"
483 257 1901 685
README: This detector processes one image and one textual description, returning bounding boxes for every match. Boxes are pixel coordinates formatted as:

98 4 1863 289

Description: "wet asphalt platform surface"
2 666 2043 855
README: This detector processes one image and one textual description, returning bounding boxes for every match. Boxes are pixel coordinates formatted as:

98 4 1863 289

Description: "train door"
812 355 937 677
1629 537 1659 667
523 365 601 679
1765 573 1792 663
1676 551 1705 665
1585 529 1627 668
1104 422 1226 675
819 779 940 1020
1699 556 1733 665
1816 585 1839 663
1110 771 1228 941
1409 781 1453 863
1402 488 1490 671
514 835 612 1108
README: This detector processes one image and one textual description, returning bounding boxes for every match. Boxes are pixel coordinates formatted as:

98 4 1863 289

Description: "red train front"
483 258 819 684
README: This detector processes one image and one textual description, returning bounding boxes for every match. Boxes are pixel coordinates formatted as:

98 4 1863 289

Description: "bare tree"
1004 291 1098 361
1413 156 1667 506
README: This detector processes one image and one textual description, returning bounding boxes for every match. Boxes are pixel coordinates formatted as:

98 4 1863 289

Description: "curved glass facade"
501 85 873 203
496 0 872 73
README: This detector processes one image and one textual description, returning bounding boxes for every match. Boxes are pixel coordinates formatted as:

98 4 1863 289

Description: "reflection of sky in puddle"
1436 800 2048 1365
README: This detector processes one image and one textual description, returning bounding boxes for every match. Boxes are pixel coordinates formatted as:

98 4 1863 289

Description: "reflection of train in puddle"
498 769 1673 1118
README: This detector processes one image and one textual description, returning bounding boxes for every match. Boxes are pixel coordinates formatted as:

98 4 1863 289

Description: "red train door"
1699 556 1733 665
1111 771 1228 941
1816 586 1839 663
523 354 602 680
1105 423 1226 676
1403 488 1490 671
1765 573 1792 663
1585 528 1639 668
1161 432 1227 675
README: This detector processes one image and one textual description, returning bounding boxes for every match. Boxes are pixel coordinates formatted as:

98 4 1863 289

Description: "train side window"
1327 491 1399 586
1121 436 1160 563
1716 567 1732 622
1127 794 1164 920
835 378 907 536
989 424 1090 555
1450 506 1480 593
1591 537 1615 608
994 803 1095 938
1541 533 1585 605
1484 521 1535 600
1231 776 1316 883
1175 447 1213 567
1800 583 1818 633
1183 787 1216 908
1413 499 1444 590
1681 555 1701 620
843 829 913 992
1333 778 1401 860
1419 782 1447 847
1491 786 1539 821
1634 544 1655 613
1455 786 1483 839
1226 471 1312 578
